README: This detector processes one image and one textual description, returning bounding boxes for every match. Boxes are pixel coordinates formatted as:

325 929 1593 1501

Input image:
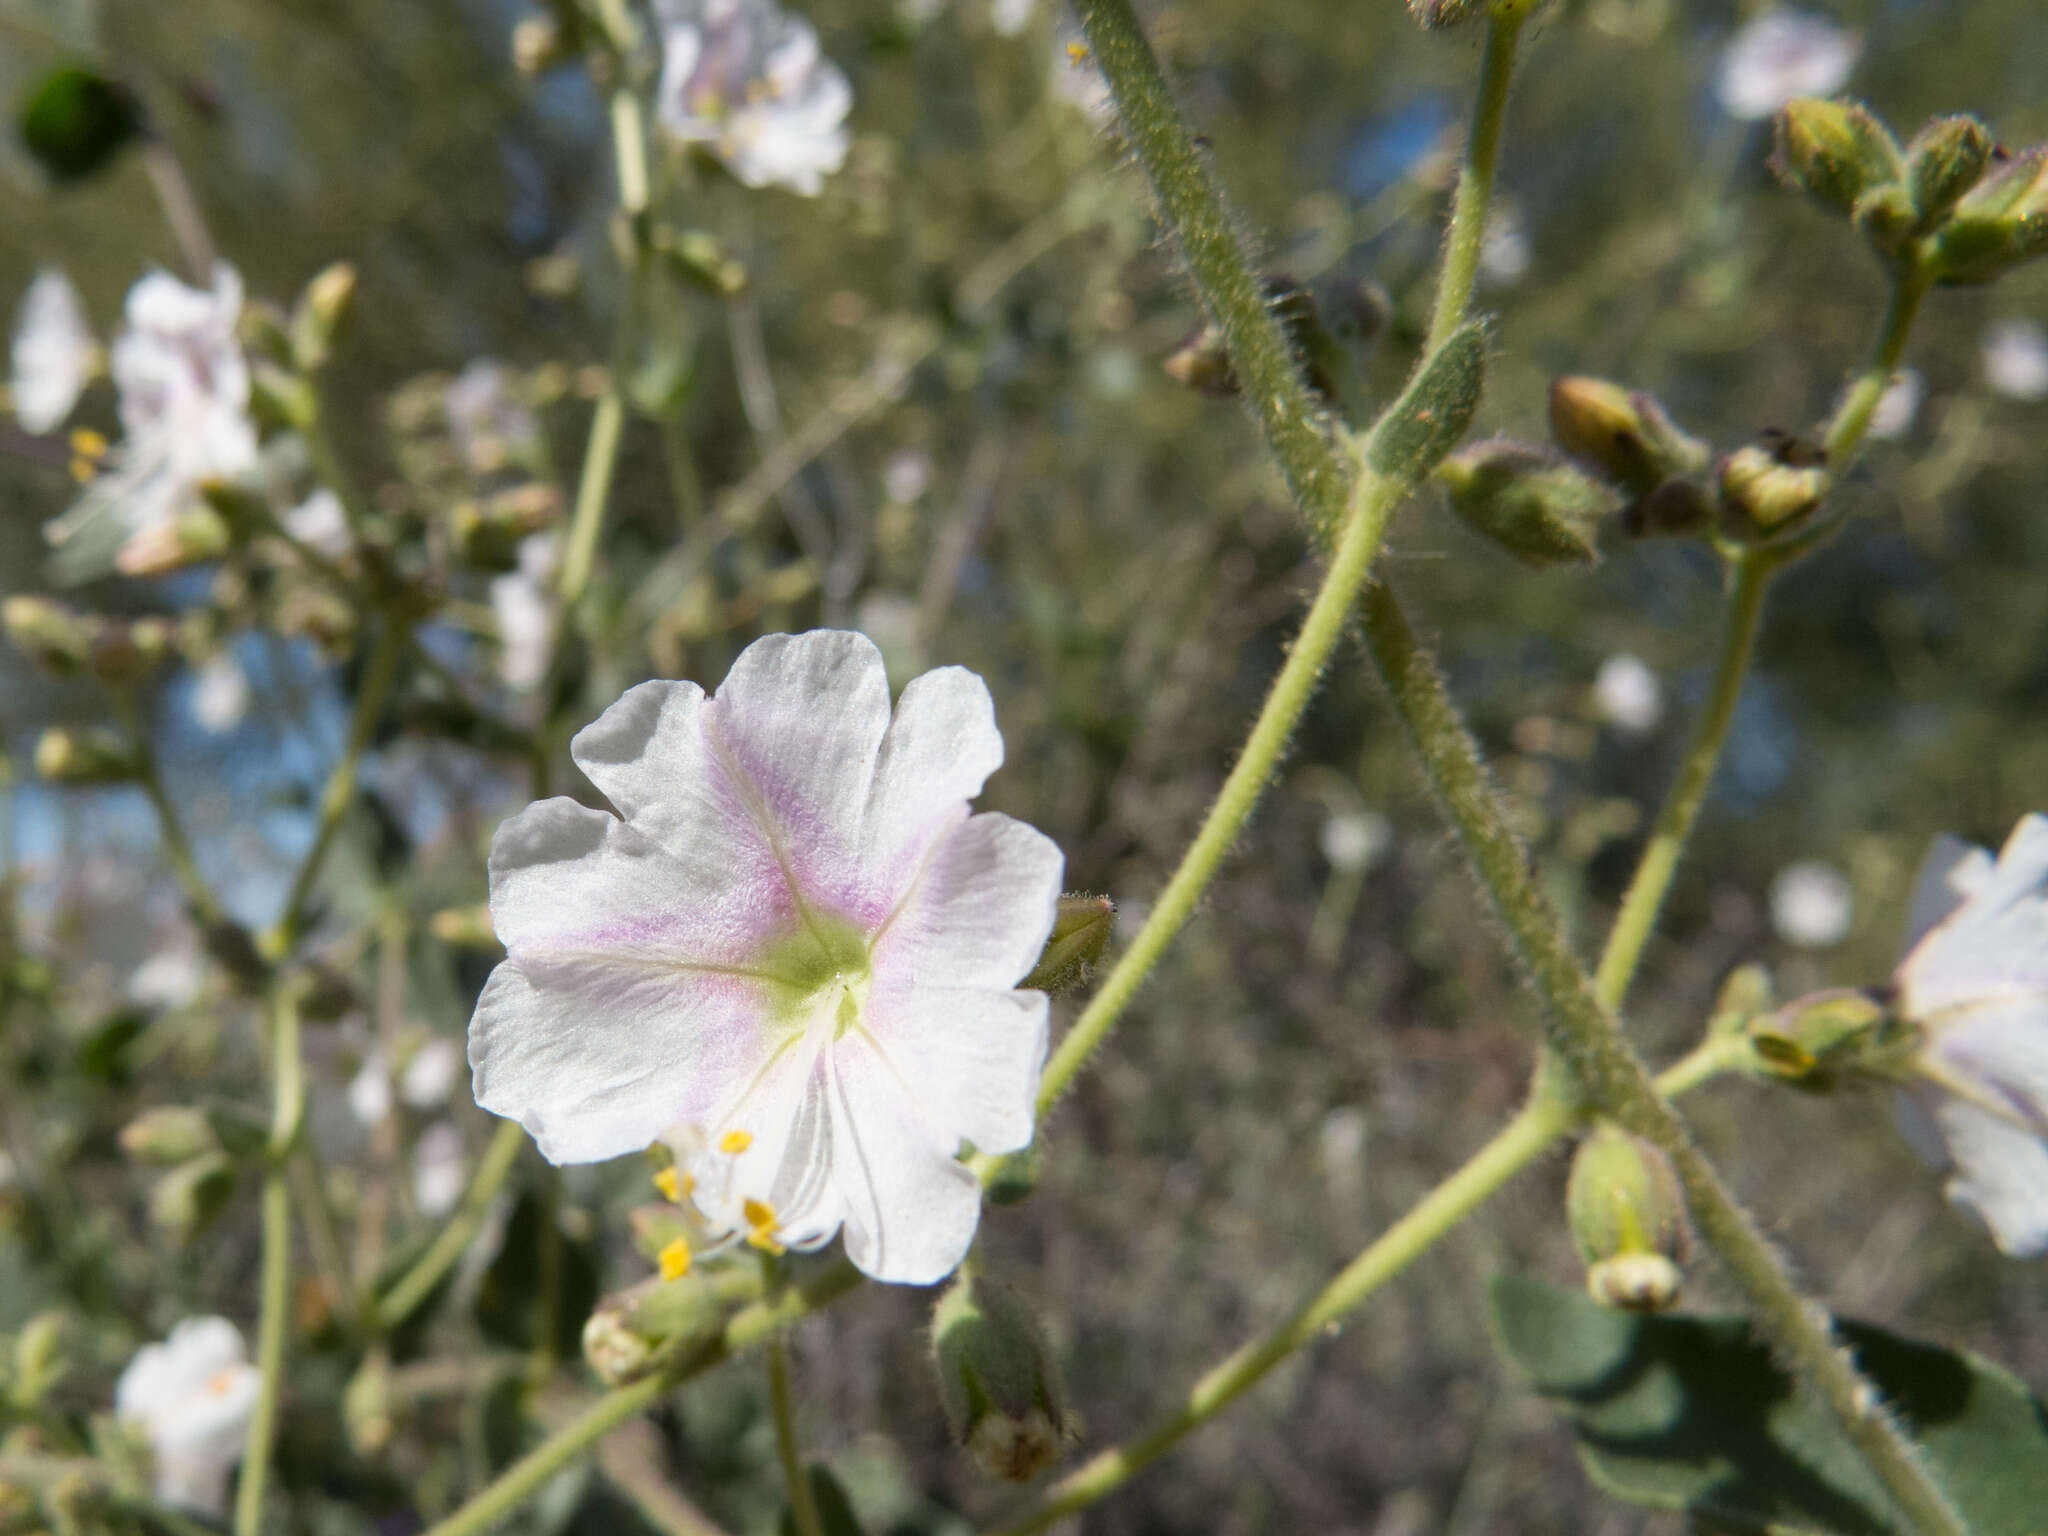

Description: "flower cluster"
115 1316 261 1516
470 631 1063 1284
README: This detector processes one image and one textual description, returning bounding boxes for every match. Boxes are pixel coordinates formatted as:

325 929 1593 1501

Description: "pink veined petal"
873 812 1063 992
859 665 1005 905
1898 814 2048 1016
860 984 1047 1156
1899 833 1994 954
1927 996 2048 1130
1914 1086 2048 1258
826 1041 983 1284
488 794 791 970
470 959 780 1165
702 1036 843 1250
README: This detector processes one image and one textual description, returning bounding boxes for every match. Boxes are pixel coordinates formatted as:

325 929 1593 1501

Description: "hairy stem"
235 989 303 1536
769 1335 824 1536
1425 9 1527 352
371 1117 526 1333
1824 268 1931 468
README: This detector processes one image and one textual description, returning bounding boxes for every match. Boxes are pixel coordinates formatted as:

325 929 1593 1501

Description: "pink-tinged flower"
115 1316 261 1516
1715 10 1859 122
469 631 1062 1284
1892 815 2048 1256
10 267 95 434
653 0 853 196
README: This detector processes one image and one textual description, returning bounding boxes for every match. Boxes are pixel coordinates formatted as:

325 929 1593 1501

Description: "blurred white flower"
1594 653 1662 737
128 934 204 1012
44 263 256 571
989 0 1035 35
414 1121 468 1217
653 0 853 196
400 1037 463 1109
1770 859 1854 948
191 652 251 734
348 1052 394 1128
490 531 560 692
1981 318 2048 403
1319 809 1393 874
446 359 541 476
1891 817 2048 1256
1478 206 1532 289
1715 10 1860 121
115 1317 261 1517
882 447 933 504
469 630 1062 1284
10 267 94 433
1866 367 1923 441
283 487 352 558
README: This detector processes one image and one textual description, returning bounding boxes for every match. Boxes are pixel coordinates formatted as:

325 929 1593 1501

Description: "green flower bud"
1929 145 2048 284
1746 988 1896 1084
249 361 318 432
149 1151 237 1244
1437 439 1616 567
1548 377 1709 496
1770 99 1904 219
1708 962 1775 1038
118 1107 218 1167
33 727 140 786
1366 321 1488 481
291 261 358 372
1718 436 1828 536
581 1295 658 1387
1565 1124 1689 1313
1904 114 1994 232
1406 0 1484 28
12 1313 68 1408
3 596 94 675
580 1264 765 1386
1021 895 1115 994
931 1274 1075 1482
114 506 232 576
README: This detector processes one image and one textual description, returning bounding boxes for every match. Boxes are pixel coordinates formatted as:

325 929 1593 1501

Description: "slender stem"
1425 9 1527 353
1824 269 1931 468
988 1096 1574 1536
768 1335 824 1536
1651 1031 1756 1100
416 1261 863 1536
371 1117 526 1333
116 691 224 929
139 139 218 281
1592 553 1772 1010
268 612 410 956
303 381 377 541
1035 466 1401 1118
235 989 302 1536
558 372 627 612
530 1166 564 1382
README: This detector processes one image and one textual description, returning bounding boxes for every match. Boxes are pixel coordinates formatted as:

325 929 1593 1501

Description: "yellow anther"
719 1129 754 1155
69 456 97 483
742 1197 777 1231
657 1237 693 1282
70 428 109 459
653 1166 682 1202
1066 42 1090 65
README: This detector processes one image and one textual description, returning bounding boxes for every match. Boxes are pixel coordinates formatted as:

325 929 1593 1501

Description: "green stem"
1824 268 1931 468
268 612 410 956
1651 1030 1757 1101
1592 552 1772 1010
371 1117 526 1334
415 1261 863 1536
1425 8 1527 353
768 1335 824 1536
235 989 302 1536
1034 466 1401 1118
118 692 224 929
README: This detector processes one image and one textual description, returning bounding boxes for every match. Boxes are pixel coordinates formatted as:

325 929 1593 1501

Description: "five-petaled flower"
653 0 853 196
469 630 1062 1284
1892 814 2048 1257
115 1316 262 1516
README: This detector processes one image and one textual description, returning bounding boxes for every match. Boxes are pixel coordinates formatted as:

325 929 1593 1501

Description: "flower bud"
655 228 748 297
1745 988 1892 1084
931 1274 1075 1481
1548 378 1709 496
1021 895 1115 994
249 361 318 432
1929 146 2048 284
1406 0 1484 28
450 483 562 571
114 506 232 576
581 1296 658 1386
1718 438 1828 536
1565 1124 1689 1313
3 595 94 675
1160 320 1236 397
1708 962 1775 1038
343 1351 392 1456
291 261 358 372
118 1107 218 1167
12 1312 68 1406
1366 320 1488 481
87 616 173 684
148 1152 237 1244
1904 114 1994 232
1437 439 1615 567
33 727 140 786
1770 99 1903 219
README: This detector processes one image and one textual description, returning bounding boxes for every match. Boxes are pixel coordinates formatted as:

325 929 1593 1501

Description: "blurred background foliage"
2 0 2046 1531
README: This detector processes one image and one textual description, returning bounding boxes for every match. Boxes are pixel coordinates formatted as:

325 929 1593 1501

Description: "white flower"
469 630 1063 1284
882 447 933 504
446 360 541 476
191 652 251 734
129 932 205 1012
1770 860 1854 948
115 1317 261 1516
1478 205 1532 289
490 531 560 692
1594 653 1662 737
1981 318 2048 403
414 1121 468 1216
44 263 257 570
653 0 853 196
1866 367 1923 441
283 487 352 558
1891 816 2048 1257
1715 10 1860 121
989 0 1035 36
10 268 94 434
348 1052 394 1128
1319 810 1392 874
400 1037 463 1109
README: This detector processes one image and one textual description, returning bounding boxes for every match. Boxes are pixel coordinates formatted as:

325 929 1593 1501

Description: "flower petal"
860 664 1005 901
1901 833 1994 953
1910 1086 2048 1258
470 959 780 1165
1900 815 2048 1014
874 813 1063 991
861 985 1047 1156
702 1037 844 1250
827 1042 982 1284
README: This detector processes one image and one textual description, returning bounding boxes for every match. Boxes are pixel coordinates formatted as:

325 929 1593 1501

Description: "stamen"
653 1166 682 1202
719 1128 754 1154
657 1237 693 1282
70 428 109 459
741 1196 786 1254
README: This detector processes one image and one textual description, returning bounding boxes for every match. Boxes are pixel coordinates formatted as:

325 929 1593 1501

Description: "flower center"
755 910 871 1041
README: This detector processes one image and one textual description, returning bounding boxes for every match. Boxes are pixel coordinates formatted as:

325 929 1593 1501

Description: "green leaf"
19 65 139 183
1489 1274 2048 1535
1364 321 1487 481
